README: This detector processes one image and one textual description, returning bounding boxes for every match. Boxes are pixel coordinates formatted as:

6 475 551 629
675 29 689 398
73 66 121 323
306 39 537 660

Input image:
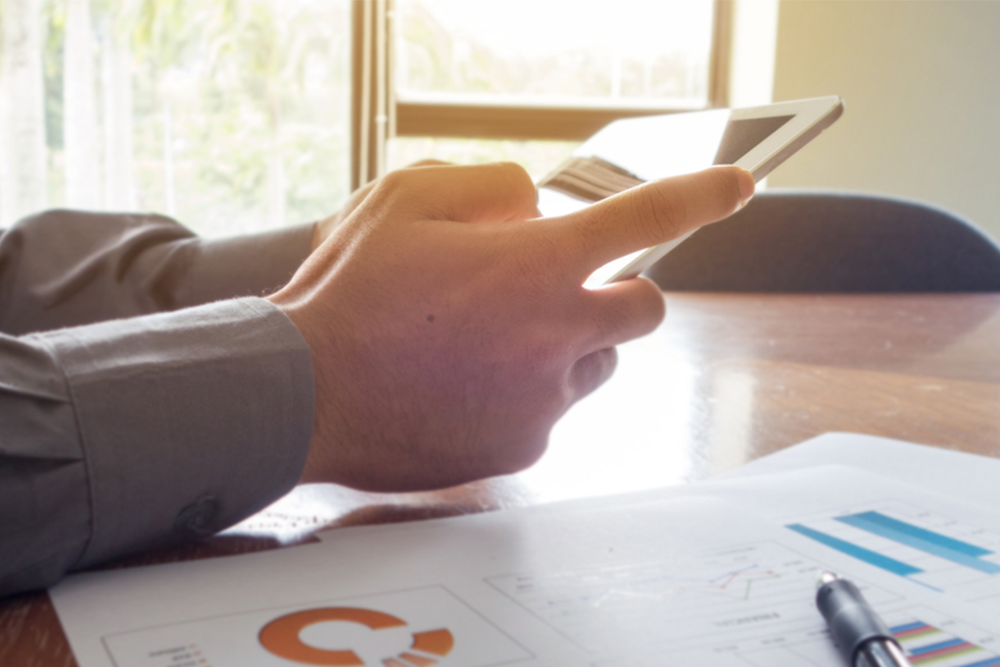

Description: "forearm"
0 298 313 597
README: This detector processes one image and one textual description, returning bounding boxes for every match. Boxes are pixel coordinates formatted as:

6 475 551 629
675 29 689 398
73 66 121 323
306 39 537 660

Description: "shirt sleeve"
0 210 316 596
0 298 314 597
0 209 314 336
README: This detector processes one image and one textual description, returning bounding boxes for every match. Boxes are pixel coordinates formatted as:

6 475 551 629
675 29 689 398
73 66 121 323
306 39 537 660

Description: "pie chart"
258 607 455 666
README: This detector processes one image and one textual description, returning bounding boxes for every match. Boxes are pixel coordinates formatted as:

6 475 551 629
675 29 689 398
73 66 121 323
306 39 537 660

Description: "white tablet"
537 96 844 285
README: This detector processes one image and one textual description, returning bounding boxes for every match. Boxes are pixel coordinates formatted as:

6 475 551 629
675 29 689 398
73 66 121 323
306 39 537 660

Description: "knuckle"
589 347 619 379
494 160 531 182
493 161 537 203
362 169 429 224
408 158 448 168
571 347 619 396
375 168 410 193
597 279 665 338
375 166 431 204
637 288 668 335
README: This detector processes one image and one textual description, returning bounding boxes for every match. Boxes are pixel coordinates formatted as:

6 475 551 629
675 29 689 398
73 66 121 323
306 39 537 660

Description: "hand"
311 159 448 252
269 162 754 492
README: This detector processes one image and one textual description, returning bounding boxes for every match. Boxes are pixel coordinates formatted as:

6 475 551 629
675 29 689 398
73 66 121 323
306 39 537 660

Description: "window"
0 0 351 236
355 0 729 185
0 0 728 232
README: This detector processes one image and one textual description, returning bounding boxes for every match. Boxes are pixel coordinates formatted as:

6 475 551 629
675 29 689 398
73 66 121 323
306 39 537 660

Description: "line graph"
486 541 899 659
707 564 783 601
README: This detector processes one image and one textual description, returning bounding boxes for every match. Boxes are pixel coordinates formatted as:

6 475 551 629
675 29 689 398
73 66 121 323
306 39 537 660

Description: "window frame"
350 0 733 189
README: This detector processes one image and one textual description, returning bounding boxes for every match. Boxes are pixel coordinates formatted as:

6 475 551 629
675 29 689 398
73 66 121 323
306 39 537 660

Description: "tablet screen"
713 115 794 166
537 110 796 217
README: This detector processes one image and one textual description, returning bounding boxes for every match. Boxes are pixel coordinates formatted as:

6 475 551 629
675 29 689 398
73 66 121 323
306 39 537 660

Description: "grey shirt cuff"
34 297 314 571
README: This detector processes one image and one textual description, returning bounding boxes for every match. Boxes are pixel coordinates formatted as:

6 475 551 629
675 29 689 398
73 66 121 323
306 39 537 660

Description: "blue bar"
959 658 1000 667
840 512 992 556
838 513 1000 575
786 524 923 576
910 638 967 655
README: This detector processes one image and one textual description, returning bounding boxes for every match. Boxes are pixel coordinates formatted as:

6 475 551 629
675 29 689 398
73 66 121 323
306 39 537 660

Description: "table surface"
4 292 1000 666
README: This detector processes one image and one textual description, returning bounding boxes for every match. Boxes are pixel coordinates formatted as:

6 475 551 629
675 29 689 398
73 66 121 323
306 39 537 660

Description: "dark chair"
645 189 1000 292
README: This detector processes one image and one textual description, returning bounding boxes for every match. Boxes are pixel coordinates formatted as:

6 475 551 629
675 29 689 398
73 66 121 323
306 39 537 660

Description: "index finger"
551 165 754 278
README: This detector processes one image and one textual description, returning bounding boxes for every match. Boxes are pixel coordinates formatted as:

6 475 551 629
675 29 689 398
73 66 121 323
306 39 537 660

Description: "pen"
816 572 913 667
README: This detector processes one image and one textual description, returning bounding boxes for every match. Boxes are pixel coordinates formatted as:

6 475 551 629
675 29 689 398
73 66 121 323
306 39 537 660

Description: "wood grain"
4 292 999 664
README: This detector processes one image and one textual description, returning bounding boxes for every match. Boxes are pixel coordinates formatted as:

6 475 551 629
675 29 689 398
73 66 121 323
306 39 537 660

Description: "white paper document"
51 438 1000 667
719 432 1000 508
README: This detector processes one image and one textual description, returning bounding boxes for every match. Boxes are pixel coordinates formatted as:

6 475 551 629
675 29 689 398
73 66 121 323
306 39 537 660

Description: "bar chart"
892 619 1000 667
786 503 1000 605
733 607 1000 667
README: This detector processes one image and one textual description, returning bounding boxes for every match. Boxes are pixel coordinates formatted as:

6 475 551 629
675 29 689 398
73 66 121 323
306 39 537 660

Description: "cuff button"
174 495 221 538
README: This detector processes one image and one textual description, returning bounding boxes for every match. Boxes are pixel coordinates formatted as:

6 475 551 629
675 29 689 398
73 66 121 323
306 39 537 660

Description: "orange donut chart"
259 607 404 666
409 629 454 657
258 607 455 666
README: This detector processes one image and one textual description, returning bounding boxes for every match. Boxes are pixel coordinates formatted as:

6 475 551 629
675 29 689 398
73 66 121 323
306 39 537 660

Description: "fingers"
377 161 541 224
552 165 754 280
562 277 666 423
575 276 666 354
564 277 664 400
570 347 618 401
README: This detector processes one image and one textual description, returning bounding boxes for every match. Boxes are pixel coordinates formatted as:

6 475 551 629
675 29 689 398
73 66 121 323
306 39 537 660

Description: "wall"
768 0 1000 240
727 0 779 108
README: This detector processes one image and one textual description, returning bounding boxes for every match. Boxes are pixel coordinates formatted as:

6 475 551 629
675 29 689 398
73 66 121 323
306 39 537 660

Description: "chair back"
645 190 1000 292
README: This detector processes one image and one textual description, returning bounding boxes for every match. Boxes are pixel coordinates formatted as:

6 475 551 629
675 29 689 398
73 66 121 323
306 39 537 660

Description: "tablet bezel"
728 96 844 179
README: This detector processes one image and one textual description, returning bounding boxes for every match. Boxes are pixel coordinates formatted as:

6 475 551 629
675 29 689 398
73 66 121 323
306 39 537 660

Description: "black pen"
816 572 913 667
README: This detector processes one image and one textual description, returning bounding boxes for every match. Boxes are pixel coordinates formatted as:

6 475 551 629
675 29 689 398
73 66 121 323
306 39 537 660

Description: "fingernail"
737 167 755 208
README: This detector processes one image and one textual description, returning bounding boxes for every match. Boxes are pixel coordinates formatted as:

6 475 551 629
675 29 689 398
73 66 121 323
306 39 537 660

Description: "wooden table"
4 292 1000 666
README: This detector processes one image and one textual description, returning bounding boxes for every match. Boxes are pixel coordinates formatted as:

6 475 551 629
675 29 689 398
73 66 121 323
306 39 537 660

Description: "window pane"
388 137 580 183
395 0 715 107
0 0 350 236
